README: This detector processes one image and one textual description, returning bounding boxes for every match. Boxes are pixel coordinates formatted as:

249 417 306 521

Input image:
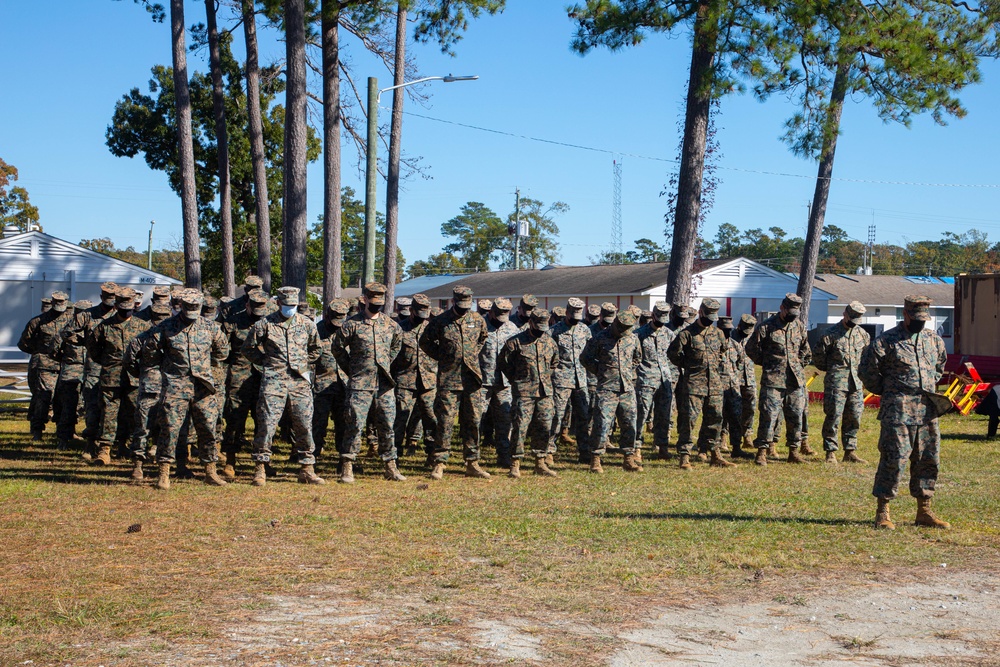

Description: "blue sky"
1 2 998 272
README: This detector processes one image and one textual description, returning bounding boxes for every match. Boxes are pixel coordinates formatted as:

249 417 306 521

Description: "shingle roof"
814 274 954 307
417 260 732 300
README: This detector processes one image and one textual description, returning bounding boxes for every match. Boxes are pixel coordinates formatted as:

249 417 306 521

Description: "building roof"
814 273 954 307
414 260 736 300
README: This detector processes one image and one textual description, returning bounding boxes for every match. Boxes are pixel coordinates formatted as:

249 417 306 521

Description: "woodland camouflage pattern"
814 321 870 452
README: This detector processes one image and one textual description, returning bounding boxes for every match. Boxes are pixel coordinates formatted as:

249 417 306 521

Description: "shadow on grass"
597 511 870 527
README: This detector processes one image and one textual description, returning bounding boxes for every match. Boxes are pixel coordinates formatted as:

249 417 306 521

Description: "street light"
361 74 479 287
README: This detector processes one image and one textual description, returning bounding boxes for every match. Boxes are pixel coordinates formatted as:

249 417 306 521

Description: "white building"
813 273 955 352
0 228 181 357
396 257 835 323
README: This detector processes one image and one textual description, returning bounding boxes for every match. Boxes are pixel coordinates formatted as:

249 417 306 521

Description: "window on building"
935 308 952 336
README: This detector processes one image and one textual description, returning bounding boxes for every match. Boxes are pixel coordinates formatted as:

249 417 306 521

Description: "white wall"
825 304 954 353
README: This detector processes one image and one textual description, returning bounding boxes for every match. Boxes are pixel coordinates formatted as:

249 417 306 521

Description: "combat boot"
915 497 951 529
465 460 491 479
800 441 817 456
223 452 237 480
710 450 736 468
175 461 195 479
31 429 43 442
545 453 558 469
843 450 868 464
298 464 327 485
696 451 708 463
508 459 521 479
657 445 672 460
767 443 778 459
632 449 642 464
732 443 754 459
755 448 768 466
497 449 512 470
155 462 171 491
825 451 838 464
339 460 355 484
535 457 558 478
679 454 692 470
560 428 574 445
93 445 112 466
787 448 805 464
430 462 445 480
589 454 604 474
874 498 895 530
383 459 406 482
251 462 267 487
204 462 228 486
622 453 643 472
131 458 144 484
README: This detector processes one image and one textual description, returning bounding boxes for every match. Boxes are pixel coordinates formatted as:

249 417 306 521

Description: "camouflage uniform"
478 298 519 466
53 299 92 445
419 286 489 464
859 301 947 501
17 292 75 436
142 297 229 464
586 303 617 446
125 304 171 460
331 284 402 463
730 314 758 449
313 298 350 458
498 311 559 462
219 275 266 322
87 289 150 460
69 284 119 446
718 316 752 454
581 310 641 459
548 298 593 461
221 291 269 456
633 302 676 455
813 305 870 454
135 285 172 322
509 294 538 331
745 294 812 455
242 287 322 465
391 294 438 457
667 300 729 458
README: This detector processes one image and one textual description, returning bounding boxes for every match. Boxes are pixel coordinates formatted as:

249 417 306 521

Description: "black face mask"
454 305 470 316
366 303 383 315
699 316 714 328
670 316 684 328
529 325 545 338
720 328 732 339
906 319 926 334
782 311 799 323
844 320 857 328
117 307 133 320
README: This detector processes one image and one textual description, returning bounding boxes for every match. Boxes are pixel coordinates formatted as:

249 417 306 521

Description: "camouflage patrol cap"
50 291 69 312
738 314 757 331
150 303 172 321
492 297 512 322
530 308 551 331
100 281 119 295
364 282 387 305
700 298 721 321
717 315 734 330
452 285 474 307
348 297 360 312
600 302 618 324
627 304 642 318
551 306 566 319
781 292 803 314
327 298 350 319
904 295 932 321
478 299 493 312
180 291 204 311
520 294 538 309
247 289 269 316
395 296 412 316
152 286 171 300
652 301 671 324
116 287 138 309
640 309 652 320
430 306 443 317
616 310 637 328
277 286 300 306
74 299 93 310
566 298 585 320
845 301 866 323
244 275 264 289
41 297 52 305
412 293 432 317
297 303 314 318
587 303 601 318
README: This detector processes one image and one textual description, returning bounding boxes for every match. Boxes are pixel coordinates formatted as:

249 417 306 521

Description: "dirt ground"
79 567 999 666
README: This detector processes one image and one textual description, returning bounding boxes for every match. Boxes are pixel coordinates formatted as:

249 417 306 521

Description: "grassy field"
1 402 999 665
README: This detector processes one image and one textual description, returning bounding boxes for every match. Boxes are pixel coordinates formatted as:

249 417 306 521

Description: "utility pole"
515 188 521 270
147 220 155 270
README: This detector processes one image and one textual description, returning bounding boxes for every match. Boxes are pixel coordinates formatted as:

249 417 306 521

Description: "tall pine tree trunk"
241 0 271 292
206 0 235 297
170 0 202 288
322 0 343 301
383 1 406 306
283 0 308 293
665 2 717 305
796 61 850 328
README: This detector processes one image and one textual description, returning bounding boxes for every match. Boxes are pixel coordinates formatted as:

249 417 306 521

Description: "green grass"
0 403 998 665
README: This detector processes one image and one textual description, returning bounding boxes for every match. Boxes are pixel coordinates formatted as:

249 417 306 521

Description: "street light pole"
360 74 478 287
147 220 155 270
